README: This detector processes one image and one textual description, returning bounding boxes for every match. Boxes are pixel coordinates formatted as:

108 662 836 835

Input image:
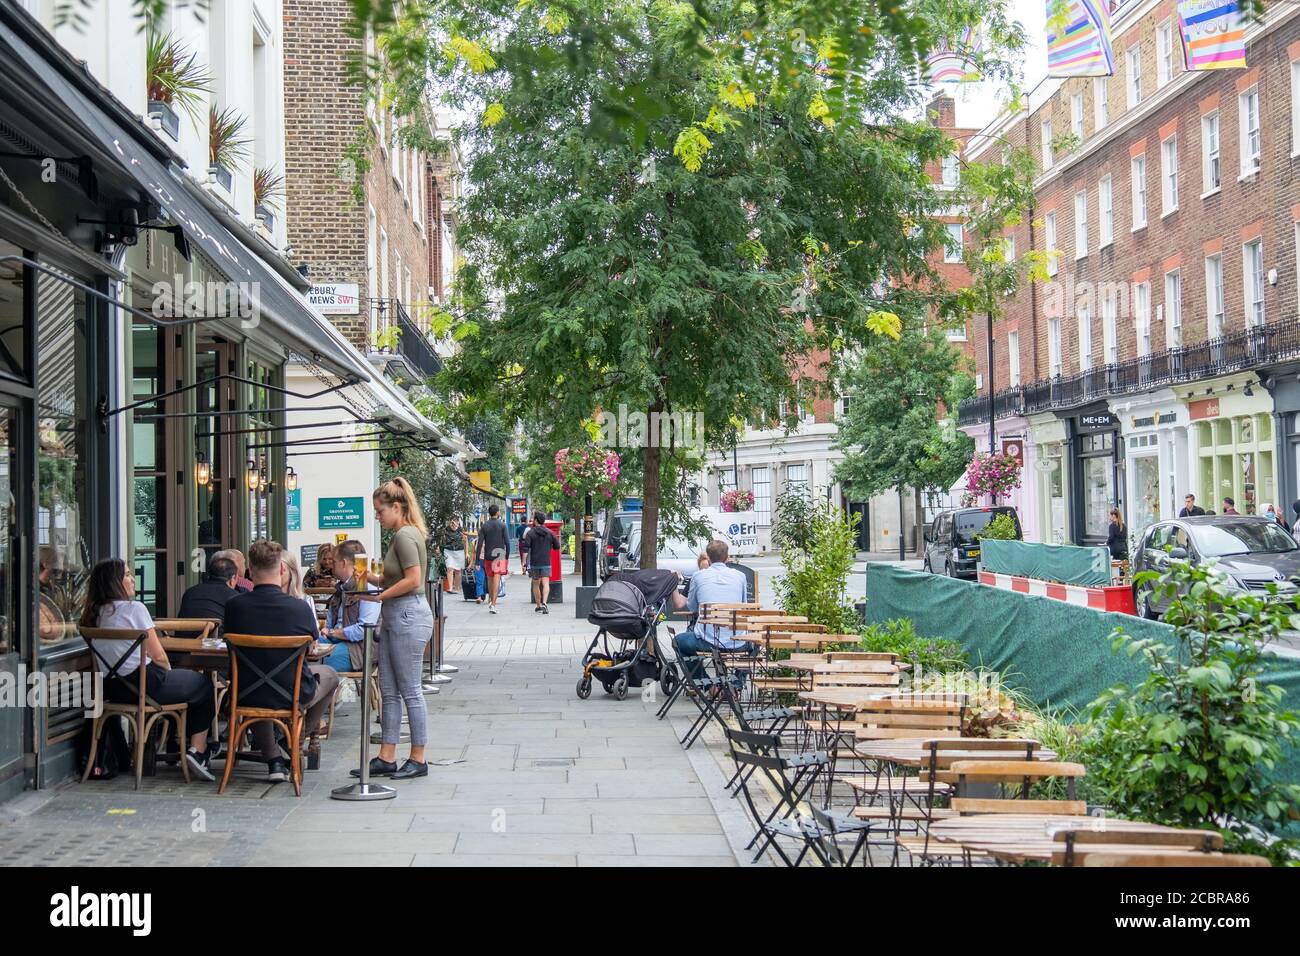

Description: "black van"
923 506 1022 579
598 510 642 580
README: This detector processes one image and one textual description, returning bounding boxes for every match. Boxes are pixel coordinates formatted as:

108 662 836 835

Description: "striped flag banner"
925 25 983 83
1176 0 1248 70
1046 0 1116 77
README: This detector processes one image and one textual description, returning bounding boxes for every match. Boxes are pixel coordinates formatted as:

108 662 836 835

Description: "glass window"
941 155 960 187
1071 92 1084 138
1041 119 1053 170
1203 111 1220 192
1206 254 1225 336
1045 212 1058 276
1191 519 1298 556
1049 317 1062 378
1240 86 1261 175
1084 456 1114 539
37 276 90 647
246 359 278 543
1165 270 1182 348
785 464 809 493
1133 454 1160 532
1158 22 1175 86
1162 136 1179 213
0 242 25 378
0 407 15 654
1243 239 1265 326
1099 176 1113 245
1127 47 1142 108
1094 77 1109 129
1074 190 1088 258
944 222 964 263
131 323 167 615
752 466 771 525
1131 154 1147 228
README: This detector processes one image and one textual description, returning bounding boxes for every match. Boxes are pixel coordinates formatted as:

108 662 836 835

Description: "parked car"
923 506 1022 579
621 526 703 595
598 510 642 580
1131 515 1300 619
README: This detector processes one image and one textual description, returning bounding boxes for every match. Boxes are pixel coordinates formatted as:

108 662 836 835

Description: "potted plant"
959 452 1021 507
253 166 284 232
145 30 210 141
720 488 754 513
208 104 250 193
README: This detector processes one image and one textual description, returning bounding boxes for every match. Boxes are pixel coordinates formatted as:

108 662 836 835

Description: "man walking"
1179 494 1206 517
475 503 511 614
522 511 560 613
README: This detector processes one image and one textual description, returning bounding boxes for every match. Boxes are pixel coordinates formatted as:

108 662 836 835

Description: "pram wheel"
613 676 628 701
576 675 592 700
659 666 677 698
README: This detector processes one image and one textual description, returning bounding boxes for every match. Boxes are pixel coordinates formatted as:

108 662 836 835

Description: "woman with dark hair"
1105 508 1128 560
80 558 218 781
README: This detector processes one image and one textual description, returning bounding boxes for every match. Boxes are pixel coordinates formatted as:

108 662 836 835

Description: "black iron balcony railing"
370 298 442 380
958 318 1299 426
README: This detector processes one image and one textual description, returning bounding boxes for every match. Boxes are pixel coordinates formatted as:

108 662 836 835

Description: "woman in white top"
280 551 321 639
79 558 218 782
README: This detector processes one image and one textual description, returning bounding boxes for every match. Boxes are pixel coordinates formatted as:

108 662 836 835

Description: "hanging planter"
554 445 621 501
960 452 1022 507
720 489 754 513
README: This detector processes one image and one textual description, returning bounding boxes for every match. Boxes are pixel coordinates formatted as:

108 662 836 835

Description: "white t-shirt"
93 600 155 676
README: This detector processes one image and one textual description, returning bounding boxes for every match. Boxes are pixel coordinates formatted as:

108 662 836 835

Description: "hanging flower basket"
720 489 754 513
961 452 1021 507
554 445 621 500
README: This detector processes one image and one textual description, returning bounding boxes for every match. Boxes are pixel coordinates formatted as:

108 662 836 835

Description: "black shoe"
185 748 215 782
389 758 428 780
349 757 398 778
206 740 226 762
267 758 289 783
534 605 543 613
541 604 549 614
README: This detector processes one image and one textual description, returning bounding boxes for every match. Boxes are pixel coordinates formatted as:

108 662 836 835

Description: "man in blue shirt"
320 539 381 672
672 538 750 679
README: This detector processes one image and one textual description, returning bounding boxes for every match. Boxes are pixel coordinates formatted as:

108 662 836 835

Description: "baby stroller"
577 568 681 701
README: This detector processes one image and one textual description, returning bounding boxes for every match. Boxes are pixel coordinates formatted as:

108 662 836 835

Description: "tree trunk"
913 486 926 557
641 402 664 570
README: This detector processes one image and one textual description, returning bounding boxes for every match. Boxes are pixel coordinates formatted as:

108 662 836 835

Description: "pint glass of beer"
353 553 368 591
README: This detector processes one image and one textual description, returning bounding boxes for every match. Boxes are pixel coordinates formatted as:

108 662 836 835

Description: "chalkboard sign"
301 544 320 570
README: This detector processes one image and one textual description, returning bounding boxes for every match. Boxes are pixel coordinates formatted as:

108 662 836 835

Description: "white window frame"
1135 282 1151 357
1045 212 1058 276
1099 175 1113 247
1291 59 1300 158
394 251 403 304
1041 119 1054 170
1157 22 1175 87
1103 291 1118 364
1131 154 1147 229
1071 92 1085 139
1243 239 1265 327
1094 77 1109 130
1239 86 1261 178
944 222 964 263
941 154 960 187
1202 111 1221 195
1049 317 1062 378
1161 135 1179 215
1009 330 1021 386
1074 190 1088 259
1078 306 1093 372
752 466 772 525
1165 270 1182 348
1127 47 1142 109
1206 254 1225 338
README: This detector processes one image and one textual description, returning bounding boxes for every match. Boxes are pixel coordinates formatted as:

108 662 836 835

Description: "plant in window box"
370 323 402 353
253 166 284 232
208 104 250 194
145 30 210 141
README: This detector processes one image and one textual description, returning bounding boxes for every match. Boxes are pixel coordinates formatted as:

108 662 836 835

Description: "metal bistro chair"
219 633 314 797
80 627 190 790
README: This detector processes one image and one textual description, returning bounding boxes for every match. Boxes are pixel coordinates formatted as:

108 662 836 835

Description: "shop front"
1175 373 1277 516
1060 404 1121 547
959 416 1039 543
1262 363 1300 516
1109 388 1188 541
1029 413 1071 545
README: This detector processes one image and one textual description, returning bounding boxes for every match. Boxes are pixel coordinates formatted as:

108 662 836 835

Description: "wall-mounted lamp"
246 459 259 492
195 452 210 486
285 466 298 492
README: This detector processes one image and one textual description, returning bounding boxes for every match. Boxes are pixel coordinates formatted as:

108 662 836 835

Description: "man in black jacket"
1178 494 1206 517
223 540 339 783
522 511 560 613
475 504 511 615
176 555 240 628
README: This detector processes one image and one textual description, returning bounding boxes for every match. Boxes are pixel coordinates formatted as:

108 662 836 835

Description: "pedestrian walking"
475 503 511 614
443 515 468 594
522 511 560 613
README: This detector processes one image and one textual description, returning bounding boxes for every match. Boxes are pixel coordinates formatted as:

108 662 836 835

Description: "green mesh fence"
979 538 1113 587
864 562 1300 792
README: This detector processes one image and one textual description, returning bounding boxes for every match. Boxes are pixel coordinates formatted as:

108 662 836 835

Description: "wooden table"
927 814 1204 865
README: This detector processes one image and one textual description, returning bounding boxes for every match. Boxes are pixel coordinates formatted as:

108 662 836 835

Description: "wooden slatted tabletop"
927 815 1208 865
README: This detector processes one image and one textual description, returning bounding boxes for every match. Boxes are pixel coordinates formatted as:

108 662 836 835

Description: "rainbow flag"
1046 0 1116 77
926 26 983 83
1176 0 1248 70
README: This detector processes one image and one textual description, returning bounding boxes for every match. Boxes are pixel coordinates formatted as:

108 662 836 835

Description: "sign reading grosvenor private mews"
319 496 365 529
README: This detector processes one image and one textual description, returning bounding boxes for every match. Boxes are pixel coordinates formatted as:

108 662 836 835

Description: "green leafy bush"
1083 559 1300 864
975 512 1019 541
774 499 858 632
859 618 967 674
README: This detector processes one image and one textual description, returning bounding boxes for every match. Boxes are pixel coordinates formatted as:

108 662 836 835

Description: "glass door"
0 401 24 789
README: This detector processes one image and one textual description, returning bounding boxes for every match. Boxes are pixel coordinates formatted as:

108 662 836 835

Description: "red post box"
544 519 564 582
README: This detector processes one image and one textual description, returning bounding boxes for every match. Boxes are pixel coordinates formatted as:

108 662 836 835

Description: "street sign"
307 283 360 314
319 496 365 529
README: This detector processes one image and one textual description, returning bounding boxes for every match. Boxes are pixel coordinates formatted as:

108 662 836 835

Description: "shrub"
975 512 1019 541
859 618 967 674
774 499 859 632
1083 558 1300 864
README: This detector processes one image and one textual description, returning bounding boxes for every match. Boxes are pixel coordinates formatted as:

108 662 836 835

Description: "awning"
0 12 369 383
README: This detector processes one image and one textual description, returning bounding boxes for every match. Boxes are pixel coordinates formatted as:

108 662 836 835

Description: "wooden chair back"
220 633 314 797
811 660 901 690
154 617 221 640
1081 852 1269 867
80 627 151 708
852 695 967 741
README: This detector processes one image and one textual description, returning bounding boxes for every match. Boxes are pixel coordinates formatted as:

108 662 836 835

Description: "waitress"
352 476 434 781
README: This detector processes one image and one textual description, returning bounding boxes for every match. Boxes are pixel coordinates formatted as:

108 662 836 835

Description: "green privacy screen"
864 563 1300 788
979 538 1112 587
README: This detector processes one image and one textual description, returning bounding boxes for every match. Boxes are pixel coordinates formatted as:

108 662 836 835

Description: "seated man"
671 538 751 681
320 539 380 672
176 555 240 631
223 540 340 784
215 548 254 592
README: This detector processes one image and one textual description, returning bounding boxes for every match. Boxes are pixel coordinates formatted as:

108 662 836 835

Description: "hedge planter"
207 163 233 193
148 100 180 141
254 204 276 232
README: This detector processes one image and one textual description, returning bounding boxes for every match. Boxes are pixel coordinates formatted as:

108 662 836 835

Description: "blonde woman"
280 550 320 639
349 476 434 781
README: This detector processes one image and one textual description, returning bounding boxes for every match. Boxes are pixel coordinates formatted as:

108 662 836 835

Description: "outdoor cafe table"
927 815 1202 865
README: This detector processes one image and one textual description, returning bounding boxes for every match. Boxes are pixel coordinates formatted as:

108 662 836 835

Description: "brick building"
959 0 1300 548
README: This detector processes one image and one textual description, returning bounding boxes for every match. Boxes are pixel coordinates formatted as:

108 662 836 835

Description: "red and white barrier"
977 570 1136 615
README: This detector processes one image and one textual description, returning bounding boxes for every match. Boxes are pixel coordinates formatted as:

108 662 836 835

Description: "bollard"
331 621 396 801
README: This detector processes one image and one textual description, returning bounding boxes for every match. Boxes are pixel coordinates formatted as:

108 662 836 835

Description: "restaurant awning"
0 11 369 383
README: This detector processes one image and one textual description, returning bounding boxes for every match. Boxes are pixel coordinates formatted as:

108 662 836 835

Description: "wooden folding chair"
220 633 313 796
1051 826 1224 866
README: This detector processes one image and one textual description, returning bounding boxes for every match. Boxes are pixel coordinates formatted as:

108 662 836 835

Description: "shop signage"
1189 397 1221 421
1001 438 1025 467
301 543 320 570
286 489 301 531
1078 411 1117 431
1131 412 1178 429
307 283 360 314
319 496 365 529
469 470 492 493
510 497 528 517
